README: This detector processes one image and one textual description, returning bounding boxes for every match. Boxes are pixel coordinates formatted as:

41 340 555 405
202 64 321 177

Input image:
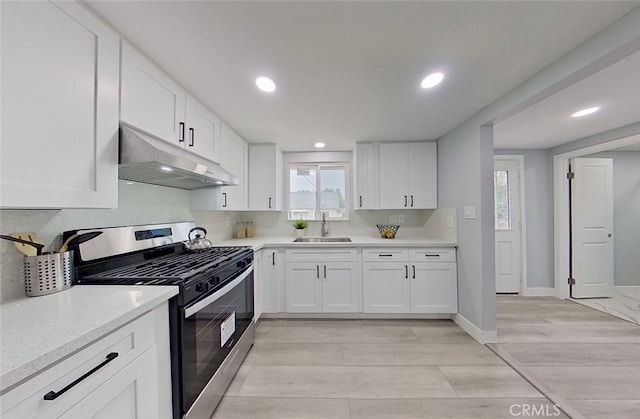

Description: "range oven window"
180 272 254 412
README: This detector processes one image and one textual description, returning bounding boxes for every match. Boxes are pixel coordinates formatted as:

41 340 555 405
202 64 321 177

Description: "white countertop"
216 235 457 250
0 285 178 392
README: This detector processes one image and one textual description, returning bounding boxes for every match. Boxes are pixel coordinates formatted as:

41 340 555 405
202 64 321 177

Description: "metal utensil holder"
23 251 74 297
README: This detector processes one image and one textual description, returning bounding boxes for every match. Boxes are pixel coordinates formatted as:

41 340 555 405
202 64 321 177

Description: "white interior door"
571 158 614 298
494 159 522 293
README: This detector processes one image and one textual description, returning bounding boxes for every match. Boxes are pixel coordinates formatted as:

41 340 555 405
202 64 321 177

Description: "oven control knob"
237 260 247 268
196 282 209 293
209 276 220 286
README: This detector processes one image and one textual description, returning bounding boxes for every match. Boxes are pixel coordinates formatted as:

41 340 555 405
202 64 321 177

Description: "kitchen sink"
293 237 352 243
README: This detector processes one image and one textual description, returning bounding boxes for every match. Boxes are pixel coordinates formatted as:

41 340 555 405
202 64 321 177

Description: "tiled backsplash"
1 180 457 301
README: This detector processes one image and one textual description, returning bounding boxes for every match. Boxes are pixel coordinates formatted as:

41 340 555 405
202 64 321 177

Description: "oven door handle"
184 265 253 318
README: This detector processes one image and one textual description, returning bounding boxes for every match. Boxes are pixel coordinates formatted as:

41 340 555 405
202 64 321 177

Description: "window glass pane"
320 167 347 220
494 170 511 230
289 166 317 220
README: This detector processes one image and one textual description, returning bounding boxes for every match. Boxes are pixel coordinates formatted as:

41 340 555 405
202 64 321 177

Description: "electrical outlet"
446 216 454 228
389 215 399 224
398 214 405 224
225 217 230 226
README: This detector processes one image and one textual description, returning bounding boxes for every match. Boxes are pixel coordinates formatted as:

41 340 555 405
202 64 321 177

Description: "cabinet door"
253 251 263 321
354 143 379 209
322 262 360 313
261 249 282 313
378 143 409 209
407 142 437 209
1 1 119 208
362 262 410 313
410 262 458 313
218 124 248 210
120 42 186 146
185 94 221 163
59 347 161 419
248 144 282 211
285 263 322 313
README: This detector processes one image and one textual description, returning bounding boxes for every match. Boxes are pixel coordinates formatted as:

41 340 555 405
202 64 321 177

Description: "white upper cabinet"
218 124 248 210
120 42 221 163
185 94 221 163
354 143 379 209
1 1 119 208
379 142 437 209
248 144 283 211
120 41 186 147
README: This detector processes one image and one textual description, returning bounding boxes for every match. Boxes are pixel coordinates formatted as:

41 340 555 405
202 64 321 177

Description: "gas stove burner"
83 246 251 281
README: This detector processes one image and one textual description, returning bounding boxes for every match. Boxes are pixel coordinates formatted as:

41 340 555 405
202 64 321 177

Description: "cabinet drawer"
362 248 408 261
285 248 358 262
408 248 456 262
1 311 156 419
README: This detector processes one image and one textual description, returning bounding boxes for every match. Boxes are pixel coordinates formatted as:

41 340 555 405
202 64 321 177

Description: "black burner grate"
85 247 248 281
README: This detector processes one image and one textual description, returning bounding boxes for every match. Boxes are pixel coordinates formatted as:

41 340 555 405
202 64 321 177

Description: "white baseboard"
453 313 497 344
522 287 556 297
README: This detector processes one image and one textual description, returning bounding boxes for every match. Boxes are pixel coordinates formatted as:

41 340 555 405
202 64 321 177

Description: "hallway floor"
491 296 640 419
213 319 563 419
571 286 640 326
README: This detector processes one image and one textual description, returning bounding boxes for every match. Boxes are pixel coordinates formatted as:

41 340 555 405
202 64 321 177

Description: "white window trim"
285 158 351 222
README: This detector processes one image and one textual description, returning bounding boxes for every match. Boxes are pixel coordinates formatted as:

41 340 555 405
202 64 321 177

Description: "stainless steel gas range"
65 222 254 419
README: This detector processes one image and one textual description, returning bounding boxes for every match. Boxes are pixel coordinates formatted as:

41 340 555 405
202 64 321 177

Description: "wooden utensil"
0 234 45 256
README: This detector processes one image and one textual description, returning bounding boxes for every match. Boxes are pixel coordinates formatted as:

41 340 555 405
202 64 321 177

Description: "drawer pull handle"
379 254 393 257
425 254 440 257
43 352 119 401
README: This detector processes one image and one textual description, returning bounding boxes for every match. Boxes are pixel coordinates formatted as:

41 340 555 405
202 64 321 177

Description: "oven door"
180 266 254 416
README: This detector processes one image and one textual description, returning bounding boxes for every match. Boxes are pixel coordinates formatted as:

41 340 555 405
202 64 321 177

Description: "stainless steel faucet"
321 212 329 237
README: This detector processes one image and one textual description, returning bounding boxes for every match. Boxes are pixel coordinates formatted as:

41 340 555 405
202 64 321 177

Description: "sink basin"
293 237 352 243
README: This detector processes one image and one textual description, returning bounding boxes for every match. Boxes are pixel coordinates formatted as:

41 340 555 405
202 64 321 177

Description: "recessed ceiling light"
314 142 326 148
160 166 173 172
256 76 276 93
421 72 444 89
125 181 135 185
571 106 600 118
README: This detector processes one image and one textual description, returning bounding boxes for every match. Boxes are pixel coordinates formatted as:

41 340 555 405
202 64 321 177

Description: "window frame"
286 161 350 221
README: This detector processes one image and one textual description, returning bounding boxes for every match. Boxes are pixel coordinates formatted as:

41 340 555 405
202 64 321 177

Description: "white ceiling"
494 49 640 150
85 1 640 151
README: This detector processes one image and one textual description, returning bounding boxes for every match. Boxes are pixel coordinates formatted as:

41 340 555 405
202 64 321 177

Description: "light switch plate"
389 215 399 224
446 216 454 228
398 214 405 224
463 206 476 219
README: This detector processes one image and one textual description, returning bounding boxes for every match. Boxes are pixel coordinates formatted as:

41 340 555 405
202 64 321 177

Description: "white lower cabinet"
261 248 283 314
253 250 263 321
59 346 159 419
362 262 411 313
0 304 171 419
284 248 360 313
363 248 457 314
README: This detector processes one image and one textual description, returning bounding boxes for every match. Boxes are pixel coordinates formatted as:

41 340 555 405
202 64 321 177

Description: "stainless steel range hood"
118 124 238 189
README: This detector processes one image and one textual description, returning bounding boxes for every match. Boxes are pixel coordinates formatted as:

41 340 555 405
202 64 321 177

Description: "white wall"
494 150 554 289
438 124 496 336
436 6 640 339
583 151 640 286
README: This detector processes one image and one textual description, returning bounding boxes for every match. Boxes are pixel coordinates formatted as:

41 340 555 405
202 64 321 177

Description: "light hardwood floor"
213 319 564 419
491 296 640 419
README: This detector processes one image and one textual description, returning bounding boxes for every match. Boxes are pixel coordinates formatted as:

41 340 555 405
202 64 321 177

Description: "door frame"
494 155 527 294
553 133 640 299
